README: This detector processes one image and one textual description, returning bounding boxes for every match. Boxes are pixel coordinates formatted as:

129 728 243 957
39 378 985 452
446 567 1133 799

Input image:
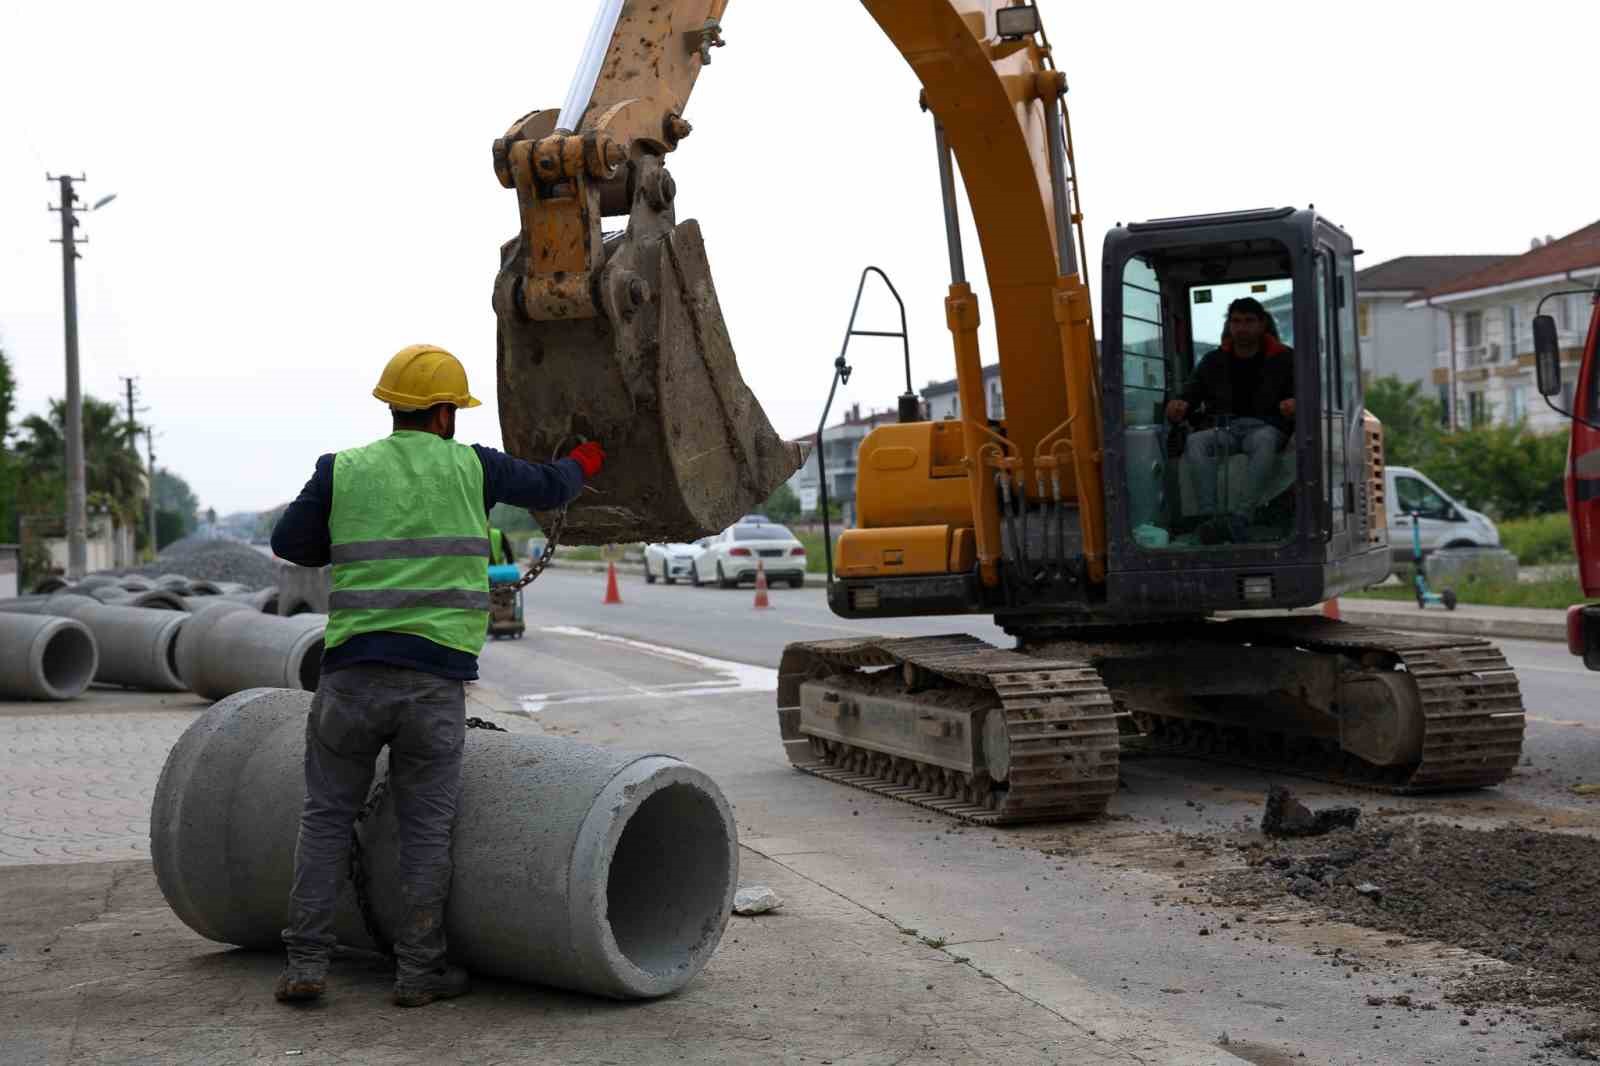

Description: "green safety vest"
325 431 490 656
489 526 508 565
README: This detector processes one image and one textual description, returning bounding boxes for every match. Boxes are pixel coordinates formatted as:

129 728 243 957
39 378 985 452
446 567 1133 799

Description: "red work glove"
568 441 605 479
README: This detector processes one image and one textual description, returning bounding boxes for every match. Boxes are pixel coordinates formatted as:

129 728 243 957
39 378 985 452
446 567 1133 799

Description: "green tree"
762 483 801 522
1364 376 1443 468
15 395 147 529
0 343 17 542
1426 424 1568 521
154 469 201 534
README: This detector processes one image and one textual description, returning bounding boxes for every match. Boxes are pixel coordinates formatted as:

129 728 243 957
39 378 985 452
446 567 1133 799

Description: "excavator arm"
491 0 1104 574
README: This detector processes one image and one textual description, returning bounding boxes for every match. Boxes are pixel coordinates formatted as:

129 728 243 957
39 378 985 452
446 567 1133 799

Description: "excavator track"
776 635 1119 825
1109 618 1526 793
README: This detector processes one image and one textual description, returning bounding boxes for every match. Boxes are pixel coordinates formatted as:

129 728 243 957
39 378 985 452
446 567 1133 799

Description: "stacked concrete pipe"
31 576 69 594
172 600 325 699
84 586 189 612
32 595 187 691
0 613 98 700
150 688 738 999
119 576 156 592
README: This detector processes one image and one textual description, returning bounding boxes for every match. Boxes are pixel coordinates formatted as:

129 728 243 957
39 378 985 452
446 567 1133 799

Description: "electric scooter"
1410 510 1458 611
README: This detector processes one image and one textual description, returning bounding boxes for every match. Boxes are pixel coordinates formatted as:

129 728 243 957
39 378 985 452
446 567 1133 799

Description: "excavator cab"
1099 207 1390 616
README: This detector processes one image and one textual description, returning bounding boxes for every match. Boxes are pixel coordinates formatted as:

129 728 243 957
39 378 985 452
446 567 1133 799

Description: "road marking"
522 626 777 713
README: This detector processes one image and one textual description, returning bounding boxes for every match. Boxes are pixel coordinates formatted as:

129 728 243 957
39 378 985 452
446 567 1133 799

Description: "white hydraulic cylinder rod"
557 0 627 133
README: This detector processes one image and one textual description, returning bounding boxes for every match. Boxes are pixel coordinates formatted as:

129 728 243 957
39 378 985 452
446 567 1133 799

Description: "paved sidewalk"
1320 596 1568 643
0 854 1242 1066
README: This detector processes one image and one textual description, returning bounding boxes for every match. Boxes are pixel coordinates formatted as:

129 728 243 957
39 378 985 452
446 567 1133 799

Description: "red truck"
1535 290 1600 669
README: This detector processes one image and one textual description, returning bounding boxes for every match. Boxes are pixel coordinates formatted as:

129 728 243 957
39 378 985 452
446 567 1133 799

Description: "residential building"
921 363 1003 422
784 402 901 523
1410 221 1600 431
1355 255 1510 388
21 508 137 577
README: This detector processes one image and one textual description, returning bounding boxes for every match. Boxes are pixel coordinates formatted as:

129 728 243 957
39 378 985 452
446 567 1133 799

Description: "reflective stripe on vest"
325 432 489 656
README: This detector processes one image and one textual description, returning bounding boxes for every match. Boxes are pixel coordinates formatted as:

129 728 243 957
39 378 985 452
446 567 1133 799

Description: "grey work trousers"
282 662 466 980
1184 417 1287 517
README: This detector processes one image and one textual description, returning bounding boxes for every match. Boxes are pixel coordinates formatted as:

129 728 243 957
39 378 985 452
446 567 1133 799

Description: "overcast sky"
3 1 1595 516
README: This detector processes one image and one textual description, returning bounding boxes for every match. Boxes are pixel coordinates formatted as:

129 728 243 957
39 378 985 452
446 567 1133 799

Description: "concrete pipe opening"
297 639 323 691
0 614 99 700
42 623 97 698
606 782 733 977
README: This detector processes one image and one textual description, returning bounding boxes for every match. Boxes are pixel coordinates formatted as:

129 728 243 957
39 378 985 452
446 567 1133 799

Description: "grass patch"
554 545 604 562
1498 512 1576 566
796 531 837 574
1349 575 1583 610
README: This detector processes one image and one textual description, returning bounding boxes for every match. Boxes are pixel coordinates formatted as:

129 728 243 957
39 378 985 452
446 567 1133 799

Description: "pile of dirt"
111 537 279 590
1208 818 1600 1053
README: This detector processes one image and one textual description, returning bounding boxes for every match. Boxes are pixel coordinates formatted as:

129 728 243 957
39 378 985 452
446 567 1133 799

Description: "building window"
1463 310 1484 348
1508 385 1527 424
1358 302 1370 338
1467 390 1488 428
1505 304 1519 354
1437 384 1452 427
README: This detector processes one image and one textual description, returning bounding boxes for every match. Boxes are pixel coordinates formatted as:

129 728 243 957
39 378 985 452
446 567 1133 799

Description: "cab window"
1117 238 1298 551
1394 476 1451 520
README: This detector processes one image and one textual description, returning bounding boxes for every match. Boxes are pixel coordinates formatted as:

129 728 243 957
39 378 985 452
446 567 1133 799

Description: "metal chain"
346 715 508 958
508 505 565 592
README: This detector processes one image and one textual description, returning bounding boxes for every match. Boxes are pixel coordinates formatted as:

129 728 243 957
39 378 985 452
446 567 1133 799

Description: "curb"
543 558 831 586
1330 605 1566 644
542 560 1564 643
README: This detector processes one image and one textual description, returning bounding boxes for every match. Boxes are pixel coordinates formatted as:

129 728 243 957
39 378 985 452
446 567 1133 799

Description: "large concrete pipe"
172 601 325 698
89 586 133 604
119 575 156 592
187 580 222 596
76 575 120 592
0 596 53 614
151 688 737 999
42 594 187 691
209 582 250 596
0 613 98 700
31 576 69 594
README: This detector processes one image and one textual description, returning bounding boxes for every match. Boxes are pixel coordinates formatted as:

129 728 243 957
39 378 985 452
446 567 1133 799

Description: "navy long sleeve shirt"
271 439 584 680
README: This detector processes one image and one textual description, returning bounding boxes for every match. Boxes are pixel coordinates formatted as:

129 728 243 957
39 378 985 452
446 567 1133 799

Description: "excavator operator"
269 344 604 1008
1165 297 1296 540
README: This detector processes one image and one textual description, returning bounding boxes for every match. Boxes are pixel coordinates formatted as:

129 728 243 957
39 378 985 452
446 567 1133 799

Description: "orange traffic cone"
603 561 622 605
752 561 770 609
1321 597 1341 620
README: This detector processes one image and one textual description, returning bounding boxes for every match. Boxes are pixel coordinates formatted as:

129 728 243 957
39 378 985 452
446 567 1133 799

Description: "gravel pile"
108 536 279 590
1208 818 1600 1054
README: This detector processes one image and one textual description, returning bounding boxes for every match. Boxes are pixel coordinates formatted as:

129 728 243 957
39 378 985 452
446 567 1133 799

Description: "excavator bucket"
495 168 803 546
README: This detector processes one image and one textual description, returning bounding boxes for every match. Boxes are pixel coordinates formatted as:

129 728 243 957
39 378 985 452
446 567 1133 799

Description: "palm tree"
16 396 148 529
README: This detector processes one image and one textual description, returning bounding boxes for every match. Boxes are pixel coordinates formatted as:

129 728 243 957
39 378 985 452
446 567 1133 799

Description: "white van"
1385 466 1500 563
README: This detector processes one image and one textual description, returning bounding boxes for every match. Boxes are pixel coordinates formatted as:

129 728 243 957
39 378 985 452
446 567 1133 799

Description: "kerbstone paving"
0 696 203 866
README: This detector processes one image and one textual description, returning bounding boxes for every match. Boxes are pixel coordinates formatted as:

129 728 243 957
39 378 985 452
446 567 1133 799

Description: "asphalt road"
472 569 1600 1065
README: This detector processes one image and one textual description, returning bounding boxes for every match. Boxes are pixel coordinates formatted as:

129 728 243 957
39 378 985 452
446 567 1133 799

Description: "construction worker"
269 344 604 1008
489 526 512 566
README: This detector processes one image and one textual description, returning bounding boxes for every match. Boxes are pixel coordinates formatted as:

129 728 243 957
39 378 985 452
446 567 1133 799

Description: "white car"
643 541 699 585
1385 466 1501 564
690 521 807 589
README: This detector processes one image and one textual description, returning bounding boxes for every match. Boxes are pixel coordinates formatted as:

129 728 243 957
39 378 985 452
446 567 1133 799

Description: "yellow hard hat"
372 344 482 410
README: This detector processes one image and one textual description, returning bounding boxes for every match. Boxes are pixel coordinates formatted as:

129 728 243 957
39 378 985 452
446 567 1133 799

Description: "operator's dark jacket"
1178 335 1296 435
271 443 583 681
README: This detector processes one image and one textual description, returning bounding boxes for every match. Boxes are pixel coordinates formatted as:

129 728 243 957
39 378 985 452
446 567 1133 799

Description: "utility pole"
145 426 157 556
119 376 139 448
48 174 88 580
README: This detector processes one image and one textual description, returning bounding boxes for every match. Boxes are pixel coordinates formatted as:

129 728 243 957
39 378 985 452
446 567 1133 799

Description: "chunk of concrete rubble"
733 886 783 916
1355 882 1384 899
1261 784 1360 838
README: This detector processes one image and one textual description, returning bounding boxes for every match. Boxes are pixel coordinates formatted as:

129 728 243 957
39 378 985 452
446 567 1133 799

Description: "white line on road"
521 626 778 714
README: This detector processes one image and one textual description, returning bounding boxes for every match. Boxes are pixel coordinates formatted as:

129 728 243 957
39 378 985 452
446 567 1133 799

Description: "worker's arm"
474 445 586 512
270 454 334 567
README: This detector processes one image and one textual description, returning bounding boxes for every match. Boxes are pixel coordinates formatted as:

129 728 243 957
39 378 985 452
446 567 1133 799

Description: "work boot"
393 963 471 1007
273 962 327 1004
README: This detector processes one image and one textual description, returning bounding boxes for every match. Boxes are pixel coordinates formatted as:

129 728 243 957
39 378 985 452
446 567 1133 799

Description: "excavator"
491 0 1527 824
